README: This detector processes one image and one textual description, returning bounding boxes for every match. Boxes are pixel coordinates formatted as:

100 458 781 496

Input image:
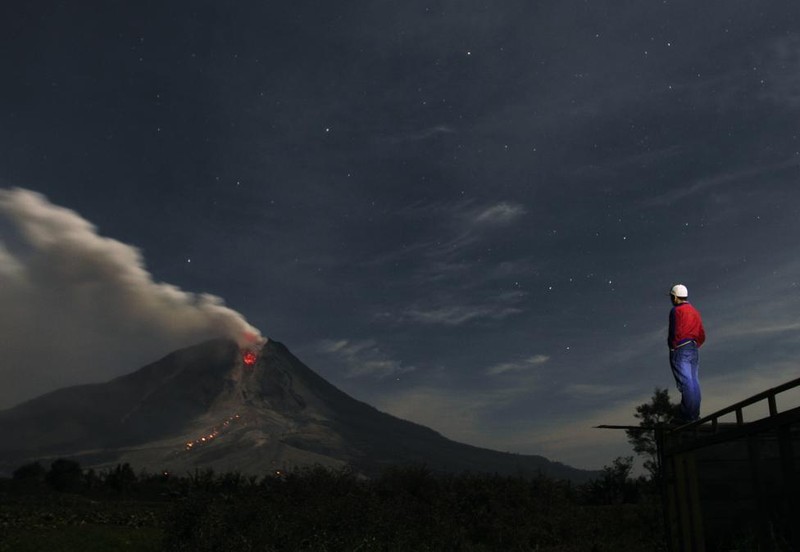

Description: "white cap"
670 284 688 298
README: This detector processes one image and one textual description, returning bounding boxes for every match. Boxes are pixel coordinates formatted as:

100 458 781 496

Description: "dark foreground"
0 462 664 551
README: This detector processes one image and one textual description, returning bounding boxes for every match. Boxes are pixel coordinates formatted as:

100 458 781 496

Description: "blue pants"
670 344 701 421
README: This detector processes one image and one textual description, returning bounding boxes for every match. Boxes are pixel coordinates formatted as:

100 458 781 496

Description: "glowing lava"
184 414 241 451
243 351 257 366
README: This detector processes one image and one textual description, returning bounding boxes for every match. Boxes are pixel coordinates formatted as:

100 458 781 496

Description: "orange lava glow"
184 414 242 451
243 351 257 366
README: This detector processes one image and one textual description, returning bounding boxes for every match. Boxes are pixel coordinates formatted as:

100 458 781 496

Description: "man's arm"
668 308 675 349
696 314 706 347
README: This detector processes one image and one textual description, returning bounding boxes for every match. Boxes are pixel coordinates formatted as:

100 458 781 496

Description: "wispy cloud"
716 320 800 342
318 338 413 379
473 202 527 225
374 377 542 447
759 34 800 109
564 144 686 182
702 363 800 420
385 287 528 327
401 302 524 326
399 198 527 235
366 199 531 286
383 125 457 143
700 258 800 349
360 199 533 326
562 383 625 398
374 382 637 471
516 399 646 470
375 387 492 444
486 354 549 376
640 158 800 208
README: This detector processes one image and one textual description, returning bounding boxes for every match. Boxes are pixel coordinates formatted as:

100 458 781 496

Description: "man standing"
668 284 706 423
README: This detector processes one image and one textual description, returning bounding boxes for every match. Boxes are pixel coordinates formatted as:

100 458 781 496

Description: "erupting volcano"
240 331 264 368
0 339 595 481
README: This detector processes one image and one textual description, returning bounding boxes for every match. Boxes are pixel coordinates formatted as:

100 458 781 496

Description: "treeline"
1 458 664 551
6 459 172 498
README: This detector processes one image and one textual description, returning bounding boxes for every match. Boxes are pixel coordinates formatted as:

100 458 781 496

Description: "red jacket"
668 302 705 350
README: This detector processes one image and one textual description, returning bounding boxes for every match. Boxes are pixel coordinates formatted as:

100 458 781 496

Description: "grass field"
1 525 163 552
0 493 166 552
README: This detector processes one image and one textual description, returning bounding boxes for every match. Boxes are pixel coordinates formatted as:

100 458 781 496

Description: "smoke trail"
0 187 263 408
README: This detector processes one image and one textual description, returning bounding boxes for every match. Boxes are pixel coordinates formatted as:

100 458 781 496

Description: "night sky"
3 1 800 470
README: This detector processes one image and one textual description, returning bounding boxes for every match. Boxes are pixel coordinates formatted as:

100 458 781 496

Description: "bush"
4 460 662 550
162 465 658 551
45 459 83 493
104 463 138 495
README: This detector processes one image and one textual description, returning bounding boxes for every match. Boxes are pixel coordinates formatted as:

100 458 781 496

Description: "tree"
585 456 636 504
13 461 46 482
105 463 138 494
12 461 47 492
45 458 84 492
625 388 680 479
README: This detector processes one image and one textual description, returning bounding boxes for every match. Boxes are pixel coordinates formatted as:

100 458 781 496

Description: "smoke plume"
0 187 263 408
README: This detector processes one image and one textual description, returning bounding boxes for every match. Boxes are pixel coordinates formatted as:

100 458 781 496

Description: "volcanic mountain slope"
0 339 595 481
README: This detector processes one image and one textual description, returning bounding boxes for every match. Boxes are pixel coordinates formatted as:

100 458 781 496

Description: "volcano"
0 339 595 481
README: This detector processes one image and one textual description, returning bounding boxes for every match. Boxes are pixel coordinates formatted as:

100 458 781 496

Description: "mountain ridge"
0 339 597 482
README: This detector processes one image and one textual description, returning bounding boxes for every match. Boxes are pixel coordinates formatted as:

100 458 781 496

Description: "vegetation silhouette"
625 388 680 479
1 458 665 551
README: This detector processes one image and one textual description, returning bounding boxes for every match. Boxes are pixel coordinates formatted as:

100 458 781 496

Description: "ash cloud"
0 188 262 409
